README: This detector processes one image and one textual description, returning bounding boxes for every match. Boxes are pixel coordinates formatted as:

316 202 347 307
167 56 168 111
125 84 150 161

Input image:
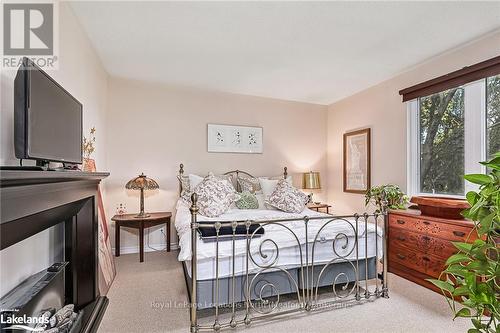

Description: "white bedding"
175 199 384 280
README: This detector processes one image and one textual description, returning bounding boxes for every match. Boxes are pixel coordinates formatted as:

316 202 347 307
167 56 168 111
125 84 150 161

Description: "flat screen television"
14 57 83 166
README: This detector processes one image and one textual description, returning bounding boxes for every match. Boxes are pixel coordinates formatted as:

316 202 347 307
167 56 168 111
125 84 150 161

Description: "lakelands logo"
1 1 59 69
0 313 48 331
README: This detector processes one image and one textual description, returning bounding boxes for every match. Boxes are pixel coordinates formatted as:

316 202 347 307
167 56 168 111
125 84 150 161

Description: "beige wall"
105 78 327 252
0 2 109 296
327 31 500 214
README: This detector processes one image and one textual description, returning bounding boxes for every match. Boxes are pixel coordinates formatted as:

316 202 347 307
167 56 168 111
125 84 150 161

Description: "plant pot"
83 158 96 172
410 196 470 219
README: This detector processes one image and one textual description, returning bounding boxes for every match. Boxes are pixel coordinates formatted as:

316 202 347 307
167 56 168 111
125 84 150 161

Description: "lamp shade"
302 171 321 190
125 173 159 190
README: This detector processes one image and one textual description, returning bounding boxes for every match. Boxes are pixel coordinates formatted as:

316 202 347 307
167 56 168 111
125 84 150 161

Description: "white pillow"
255 193 266 210
259 177 292 197
259 178 280 199
189 174 204 190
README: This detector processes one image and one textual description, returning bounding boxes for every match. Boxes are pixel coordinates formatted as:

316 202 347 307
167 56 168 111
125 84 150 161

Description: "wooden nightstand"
307 203 332 214
111 212 172 262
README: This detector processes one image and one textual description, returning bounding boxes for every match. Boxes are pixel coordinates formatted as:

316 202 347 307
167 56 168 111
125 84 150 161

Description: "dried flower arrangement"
83 127 96 159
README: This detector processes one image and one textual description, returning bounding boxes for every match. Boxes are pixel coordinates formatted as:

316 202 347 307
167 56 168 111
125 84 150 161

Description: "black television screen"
14 58 83 165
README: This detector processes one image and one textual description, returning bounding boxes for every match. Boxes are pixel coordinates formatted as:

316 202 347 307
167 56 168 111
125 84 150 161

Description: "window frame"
406 79 486 198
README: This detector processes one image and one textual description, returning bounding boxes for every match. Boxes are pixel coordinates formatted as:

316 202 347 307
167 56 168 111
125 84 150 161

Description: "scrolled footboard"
188 193 389 333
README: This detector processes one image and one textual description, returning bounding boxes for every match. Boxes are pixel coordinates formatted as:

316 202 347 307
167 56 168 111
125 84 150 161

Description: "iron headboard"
178 163 287 193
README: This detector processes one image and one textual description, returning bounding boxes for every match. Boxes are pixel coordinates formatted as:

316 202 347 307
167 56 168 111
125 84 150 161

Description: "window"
487 75 500 159
407 76 499 197
419 88 464 195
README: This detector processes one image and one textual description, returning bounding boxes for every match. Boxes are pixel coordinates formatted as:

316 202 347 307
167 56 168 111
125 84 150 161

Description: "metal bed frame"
177 164 389 332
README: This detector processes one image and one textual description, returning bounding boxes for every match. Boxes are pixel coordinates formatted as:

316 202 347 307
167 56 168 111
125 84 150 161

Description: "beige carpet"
98 251 471 333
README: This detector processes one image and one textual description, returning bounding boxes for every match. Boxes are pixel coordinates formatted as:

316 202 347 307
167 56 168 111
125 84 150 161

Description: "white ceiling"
70 1 500 105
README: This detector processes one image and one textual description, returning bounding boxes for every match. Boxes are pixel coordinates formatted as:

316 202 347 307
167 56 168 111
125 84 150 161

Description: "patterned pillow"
265 179 308 213
194 174 240 217
236 191 259 209
179 173 234 204
217 174 235 190
237 176 261 193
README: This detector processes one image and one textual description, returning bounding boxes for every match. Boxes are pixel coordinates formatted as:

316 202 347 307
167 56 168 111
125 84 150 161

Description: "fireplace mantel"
0 170 110 333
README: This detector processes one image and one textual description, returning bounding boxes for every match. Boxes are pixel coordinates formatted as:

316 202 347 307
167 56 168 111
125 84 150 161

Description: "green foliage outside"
427 153 500 333
487 76 500 160
420 87 464 195
419 75 500 196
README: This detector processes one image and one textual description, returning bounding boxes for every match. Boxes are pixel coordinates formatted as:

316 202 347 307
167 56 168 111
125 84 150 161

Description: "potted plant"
82 127 96 172
428 152 499 332
365 184 409 213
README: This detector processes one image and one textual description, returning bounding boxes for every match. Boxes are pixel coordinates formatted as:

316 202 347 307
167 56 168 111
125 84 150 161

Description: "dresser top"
389 208 474 227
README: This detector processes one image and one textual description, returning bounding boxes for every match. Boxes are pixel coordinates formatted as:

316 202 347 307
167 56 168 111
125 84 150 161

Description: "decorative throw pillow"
237 176 261 193
236 191 259 209
265 179 308 213
194 174 240 217
179 173 234 204
217 174 235 190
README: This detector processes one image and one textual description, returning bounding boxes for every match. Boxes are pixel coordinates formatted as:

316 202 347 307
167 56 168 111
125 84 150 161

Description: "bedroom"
0 1 499 333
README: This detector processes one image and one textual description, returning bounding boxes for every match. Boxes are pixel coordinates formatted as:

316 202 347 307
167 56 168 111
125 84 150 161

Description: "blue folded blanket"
197 221 264 241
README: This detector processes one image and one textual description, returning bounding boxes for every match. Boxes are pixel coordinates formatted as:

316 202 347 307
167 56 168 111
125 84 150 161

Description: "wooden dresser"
388 209 477 293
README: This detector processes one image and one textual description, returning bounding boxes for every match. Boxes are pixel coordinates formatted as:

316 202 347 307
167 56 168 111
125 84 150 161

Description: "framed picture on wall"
343 128 371 193
207 124 263 153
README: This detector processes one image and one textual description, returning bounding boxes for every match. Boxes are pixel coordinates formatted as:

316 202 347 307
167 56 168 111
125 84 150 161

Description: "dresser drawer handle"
396 253 406 260
397 220 405 225
453 231 466 237
397 236 406 241
422 256 430 262
422 236 430 241
422 221 431 225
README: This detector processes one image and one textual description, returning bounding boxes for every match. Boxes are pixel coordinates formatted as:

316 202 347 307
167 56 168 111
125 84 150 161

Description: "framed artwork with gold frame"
343 128 371 193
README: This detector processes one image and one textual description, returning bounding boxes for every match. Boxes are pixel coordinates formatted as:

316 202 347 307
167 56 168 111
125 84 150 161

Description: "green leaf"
467 329 480 333
446 253 472 266
426 279 455 293
480 156 500 170
453 285 469 296
472 239 486 247
454 307 471 318
471 318 483 329
452 241 473 253
465 273 477 292
464 174 493 185
445 264 468 276
478 212 495 234
466 191 480 205
466 260 489 274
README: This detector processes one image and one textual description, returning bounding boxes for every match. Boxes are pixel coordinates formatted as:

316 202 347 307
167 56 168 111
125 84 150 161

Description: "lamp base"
134 212 150 218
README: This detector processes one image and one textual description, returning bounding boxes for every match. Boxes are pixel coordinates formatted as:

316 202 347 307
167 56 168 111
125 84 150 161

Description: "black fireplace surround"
0 170 109 333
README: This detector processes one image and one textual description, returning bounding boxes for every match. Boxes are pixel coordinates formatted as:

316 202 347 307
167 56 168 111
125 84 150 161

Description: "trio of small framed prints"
207 124 263 154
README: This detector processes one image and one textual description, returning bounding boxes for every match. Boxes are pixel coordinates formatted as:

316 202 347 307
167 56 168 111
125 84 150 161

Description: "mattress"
175 199 384 281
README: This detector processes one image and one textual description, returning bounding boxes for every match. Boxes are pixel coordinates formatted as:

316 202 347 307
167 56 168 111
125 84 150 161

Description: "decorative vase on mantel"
83 158 96 172
82 127 97 172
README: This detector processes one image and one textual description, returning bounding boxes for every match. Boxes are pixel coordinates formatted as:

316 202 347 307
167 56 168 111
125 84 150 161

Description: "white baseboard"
112 242 179 255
